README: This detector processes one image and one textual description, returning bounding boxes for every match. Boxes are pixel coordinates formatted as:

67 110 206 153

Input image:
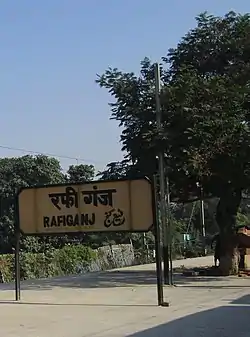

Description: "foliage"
236 212 250 228
97 12 250 243
0 254 14 282
0 155 65 253
51 244 96 275
66 164 95 183
0 243 139 283
0 245 96 282
98 161 130 180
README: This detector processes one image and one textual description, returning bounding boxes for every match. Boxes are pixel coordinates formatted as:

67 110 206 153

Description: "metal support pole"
154 63 169 284
166 176 173 285
200 185 206 256
153 175 164 305
153 175 169 307
14 194 21 301
15 230 21 301
142 232 149 263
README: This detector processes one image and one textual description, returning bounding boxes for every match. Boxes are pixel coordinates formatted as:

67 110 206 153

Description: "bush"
0 244 96 282
52 244 96 275
0 254 14 282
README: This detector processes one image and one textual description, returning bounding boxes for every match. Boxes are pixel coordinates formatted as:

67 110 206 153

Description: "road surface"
0 256 250 336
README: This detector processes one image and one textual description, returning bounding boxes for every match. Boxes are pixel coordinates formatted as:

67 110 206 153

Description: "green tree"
98 161 129 180
97 12 250 274
98 160 144 181
67 164 95 183
0 155 65 253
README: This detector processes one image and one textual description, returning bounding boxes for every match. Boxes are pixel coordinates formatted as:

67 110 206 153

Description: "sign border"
17 176 155 236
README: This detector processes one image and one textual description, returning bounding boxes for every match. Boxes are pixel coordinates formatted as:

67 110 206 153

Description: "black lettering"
48 193 63 210
50 216 57 227
43 213 96 229
80 214 85 226
82 187 116 207
73 214 79 226
61 187 79 208
43 216 50 228
66 215 74 226
98 189 116 207
81 214 88 226
104 209 125 228
88 213 95 225
49 187 79 210
81 213 95 226
57 215 64 227
82 188 98 206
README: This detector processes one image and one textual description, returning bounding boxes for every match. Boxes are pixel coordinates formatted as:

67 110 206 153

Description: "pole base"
160 301 170 307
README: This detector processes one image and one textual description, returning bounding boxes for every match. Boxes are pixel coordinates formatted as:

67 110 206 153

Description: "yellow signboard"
18 178 154 235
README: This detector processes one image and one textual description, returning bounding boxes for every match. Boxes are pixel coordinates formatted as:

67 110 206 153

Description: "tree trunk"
218 234 239 275
216 186 242 275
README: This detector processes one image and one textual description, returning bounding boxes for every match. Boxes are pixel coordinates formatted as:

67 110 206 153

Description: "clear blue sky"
0 0 248 172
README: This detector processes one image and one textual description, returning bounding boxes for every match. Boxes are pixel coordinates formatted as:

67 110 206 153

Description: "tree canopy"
97 11 250 236
67 164 95 183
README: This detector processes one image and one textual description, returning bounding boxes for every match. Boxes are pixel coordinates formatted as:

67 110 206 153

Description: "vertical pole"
142 232 149 263
200 185 206 256
153 175 169 307
14 194 21 301
154 62 169 285
15 229 21 301
166 176 173 285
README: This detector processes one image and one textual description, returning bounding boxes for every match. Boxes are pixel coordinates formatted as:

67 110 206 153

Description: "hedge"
0 245 96 283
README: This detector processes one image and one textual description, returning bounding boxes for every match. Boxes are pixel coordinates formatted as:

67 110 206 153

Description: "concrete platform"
1 256 250 336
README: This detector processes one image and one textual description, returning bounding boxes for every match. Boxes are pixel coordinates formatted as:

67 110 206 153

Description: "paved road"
0 256 250 336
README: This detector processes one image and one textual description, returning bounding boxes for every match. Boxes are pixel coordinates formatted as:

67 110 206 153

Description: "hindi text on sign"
48 186 117 210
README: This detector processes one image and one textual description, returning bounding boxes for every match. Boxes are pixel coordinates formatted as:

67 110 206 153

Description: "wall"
85 244 135 272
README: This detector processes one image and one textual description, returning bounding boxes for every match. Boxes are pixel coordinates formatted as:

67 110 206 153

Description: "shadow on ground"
0 266 248 292
231 294 250 305
127 305 250 336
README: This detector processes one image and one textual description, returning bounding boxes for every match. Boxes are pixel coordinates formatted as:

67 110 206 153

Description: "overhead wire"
0 144 108 166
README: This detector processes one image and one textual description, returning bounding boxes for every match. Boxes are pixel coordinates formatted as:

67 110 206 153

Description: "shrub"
52 244 96 275
0 254 14 282
0 244 96 282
